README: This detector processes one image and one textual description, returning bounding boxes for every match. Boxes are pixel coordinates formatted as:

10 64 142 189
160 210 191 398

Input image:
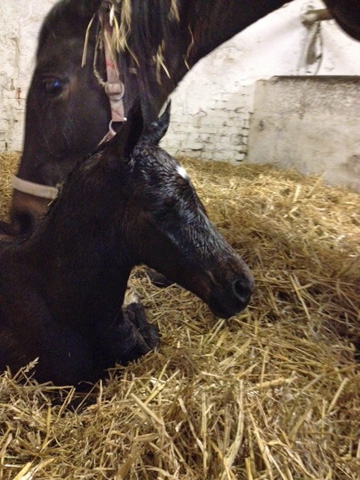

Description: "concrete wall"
247 77 360 191
1 0 360 187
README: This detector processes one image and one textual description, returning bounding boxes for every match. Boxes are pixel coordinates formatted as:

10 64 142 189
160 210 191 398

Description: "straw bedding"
0 152 359 479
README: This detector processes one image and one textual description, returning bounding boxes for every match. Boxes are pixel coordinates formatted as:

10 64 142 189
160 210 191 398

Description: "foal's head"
94 102 254 318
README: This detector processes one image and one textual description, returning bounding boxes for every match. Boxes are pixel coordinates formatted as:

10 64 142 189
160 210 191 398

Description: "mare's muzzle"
10 178 59 234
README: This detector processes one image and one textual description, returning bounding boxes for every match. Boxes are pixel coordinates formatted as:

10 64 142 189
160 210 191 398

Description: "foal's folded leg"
124 301 160 351
96 306 159 368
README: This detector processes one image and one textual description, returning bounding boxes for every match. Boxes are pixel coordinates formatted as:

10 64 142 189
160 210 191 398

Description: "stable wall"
0 0 55 152
247 77 360 191
161 0 360 168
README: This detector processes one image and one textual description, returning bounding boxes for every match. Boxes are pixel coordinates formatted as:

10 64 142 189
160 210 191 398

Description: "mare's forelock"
37 0 102 53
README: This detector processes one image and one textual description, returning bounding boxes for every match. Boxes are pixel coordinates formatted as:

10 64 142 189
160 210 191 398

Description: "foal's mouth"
208 292 252 319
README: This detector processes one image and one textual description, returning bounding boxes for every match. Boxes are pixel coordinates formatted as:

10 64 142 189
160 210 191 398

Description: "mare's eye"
43 79 63 96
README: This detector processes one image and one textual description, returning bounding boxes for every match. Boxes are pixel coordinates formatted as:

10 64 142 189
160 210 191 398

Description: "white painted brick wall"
1 0 360 162
0 0 55 152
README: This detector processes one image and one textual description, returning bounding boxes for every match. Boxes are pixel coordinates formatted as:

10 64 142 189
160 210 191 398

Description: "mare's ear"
140 101 171 145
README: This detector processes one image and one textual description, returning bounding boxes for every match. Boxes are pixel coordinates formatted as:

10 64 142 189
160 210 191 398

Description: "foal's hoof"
145 269 175 288
125 302 160 350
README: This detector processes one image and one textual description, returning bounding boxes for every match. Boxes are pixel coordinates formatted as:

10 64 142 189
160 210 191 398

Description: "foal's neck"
23 173 133 321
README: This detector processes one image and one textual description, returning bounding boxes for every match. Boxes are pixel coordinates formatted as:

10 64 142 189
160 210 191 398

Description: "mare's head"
11 0 109 233
88 102 255 318
11 0 184 234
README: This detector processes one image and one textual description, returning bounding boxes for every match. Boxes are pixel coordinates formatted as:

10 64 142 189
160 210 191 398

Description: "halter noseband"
12 7 125 201
12 176 59 200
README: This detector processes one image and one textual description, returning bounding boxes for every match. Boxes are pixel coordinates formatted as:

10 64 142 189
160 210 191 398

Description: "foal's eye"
43 79 64 96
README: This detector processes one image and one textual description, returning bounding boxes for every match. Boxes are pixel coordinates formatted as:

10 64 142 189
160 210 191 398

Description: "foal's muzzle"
232 273 254 308
207 270 255 319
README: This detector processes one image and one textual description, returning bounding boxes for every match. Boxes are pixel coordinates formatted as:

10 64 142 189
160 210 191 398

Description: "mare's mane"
104 0 182 58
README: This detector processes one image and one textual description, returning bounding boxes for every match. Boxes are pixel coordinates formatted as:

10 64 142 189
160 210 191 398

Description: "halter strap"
12 175 59 200
104 22 126 124
97 11 127 145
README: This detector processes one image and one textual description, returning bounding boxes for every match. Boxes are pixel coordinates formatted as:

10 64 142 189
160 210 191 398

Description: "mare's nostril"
232 277 254 306
11 212 35 235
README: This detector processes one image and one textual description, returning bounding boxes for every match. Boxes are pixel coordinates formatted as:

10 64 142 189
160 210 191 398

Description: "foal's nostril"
232 277 254 306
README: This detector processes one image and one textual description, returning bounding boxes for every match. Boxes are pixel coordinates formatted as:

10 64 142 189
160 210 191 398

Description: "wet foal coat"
0 104 254 385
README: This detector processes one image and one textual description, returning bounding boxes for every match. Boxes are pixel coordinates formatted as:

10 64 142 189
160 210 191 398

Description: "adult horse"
9 0 359 233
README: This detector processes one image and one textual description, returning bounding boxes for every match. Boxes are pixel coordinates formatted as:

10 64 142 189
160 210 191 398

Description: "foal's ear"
140 101 171 145
110 99 169 160
116 99 144 159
